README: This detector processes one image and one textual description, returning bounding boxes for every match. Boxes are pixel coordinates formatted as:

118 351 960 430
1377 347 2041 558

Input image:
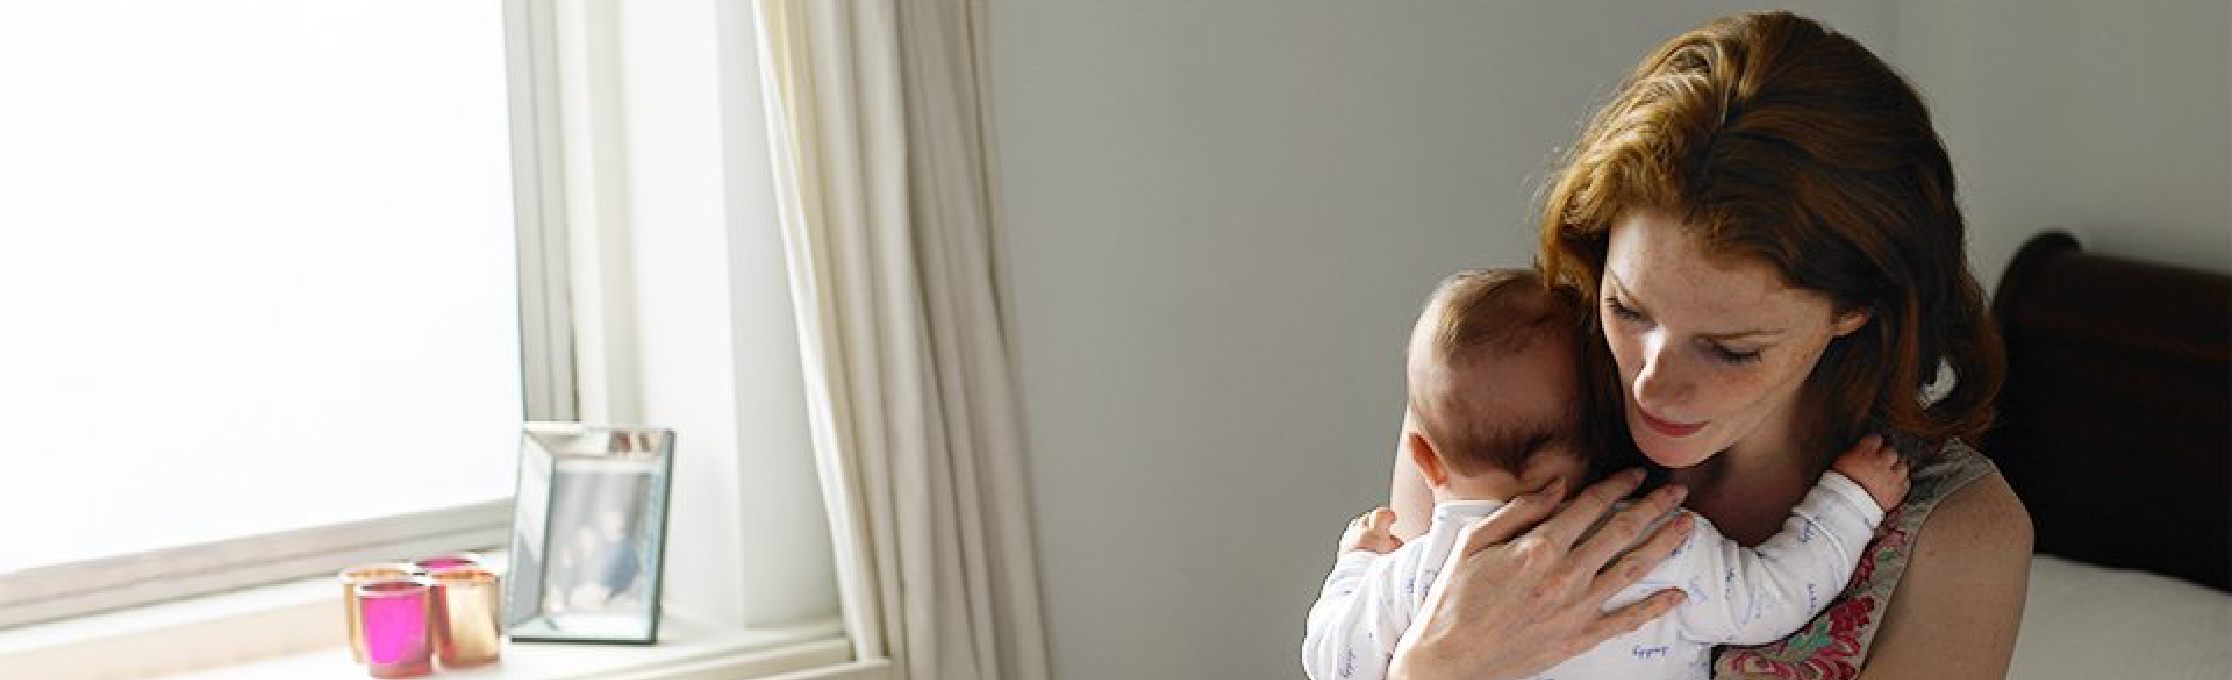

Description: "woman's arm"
1854 472 2033 679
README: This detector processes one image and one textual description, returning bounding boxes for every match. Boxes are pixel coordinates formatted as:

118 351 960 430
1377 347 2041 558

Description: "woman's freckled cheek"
1697 363 1765 417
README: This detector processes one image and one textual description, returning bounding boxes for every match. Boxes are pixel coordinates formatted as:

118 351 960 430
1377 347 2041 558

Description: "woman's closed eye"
1610 294 1765 364
1706 342 1763 364
1605 296 1645 322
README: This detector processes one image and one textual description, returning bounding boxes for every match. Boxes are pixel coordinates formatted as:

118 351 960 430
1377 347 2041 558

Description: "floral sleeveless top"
1712 438 1997 679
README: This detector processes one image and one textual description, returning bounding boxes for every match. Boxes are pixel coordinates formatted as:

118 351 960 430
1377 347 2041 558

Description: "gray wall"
1899 0 2232 286
986 2 2227 679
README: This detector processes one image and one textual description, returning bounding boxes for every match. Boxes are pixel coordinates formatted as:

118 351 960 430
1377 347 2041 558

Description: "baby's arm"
1645 470 1891 646
1302 511 1416 680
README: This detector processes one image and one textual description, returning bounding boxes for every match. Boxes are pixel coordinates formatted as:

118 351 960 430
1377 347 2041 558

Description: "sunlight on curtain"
755 1 1049 678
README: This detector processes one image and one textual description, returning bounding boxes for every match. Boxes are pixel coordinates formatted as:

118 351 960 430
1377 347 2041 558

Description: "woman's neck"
1666 408 1819 545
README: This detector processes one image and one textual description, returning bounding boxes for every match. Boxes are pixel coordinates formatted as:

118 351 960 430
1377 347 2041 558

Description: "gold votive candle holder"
427 566 504 668
339 563 422 665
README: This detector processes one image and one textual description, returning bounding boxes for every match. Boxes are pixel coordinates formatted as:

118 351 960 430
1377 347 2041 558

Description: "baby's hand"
1832 435 1910 514
1338 506 1403 555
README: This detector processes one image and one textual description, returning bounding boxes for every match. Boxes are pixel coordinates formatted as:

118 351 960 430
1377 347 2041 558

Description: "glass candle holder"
339 563 422 665
355 578 435 679
428 566 503 668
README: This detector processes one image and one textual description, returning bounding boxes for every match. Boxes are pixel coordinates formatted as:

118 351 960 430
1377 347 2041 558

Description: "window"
0 0 550 627
0 3 859 678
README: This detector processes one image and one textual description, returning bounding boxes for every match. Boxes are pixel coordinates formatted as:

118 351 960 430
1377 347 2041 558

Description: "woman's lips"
1636 406 1706 438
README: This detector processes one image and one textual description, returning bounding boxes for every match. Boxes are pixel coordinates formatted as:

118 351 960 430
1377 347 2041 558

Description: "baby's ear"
1408 432 1449 486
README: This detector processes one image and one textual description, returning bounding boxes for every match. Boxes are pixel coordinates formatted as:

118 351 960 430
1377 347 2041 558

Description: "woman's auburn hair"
1538 10 2005 457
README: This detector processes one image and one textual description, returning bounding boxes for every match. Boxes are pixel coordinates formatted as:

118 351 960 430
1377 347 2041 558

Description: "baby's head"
1406 269 1589 501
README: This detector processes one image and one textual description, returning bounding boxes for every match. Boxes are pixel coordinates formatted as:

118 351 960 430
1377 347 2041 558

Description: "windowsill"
0 568 873 680
147 618 857 680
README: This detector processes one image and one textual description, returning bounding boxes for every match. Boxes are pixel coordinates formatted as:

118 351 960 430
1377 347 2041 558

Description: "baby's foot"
1832 435 1910 514
1338 506 1403 555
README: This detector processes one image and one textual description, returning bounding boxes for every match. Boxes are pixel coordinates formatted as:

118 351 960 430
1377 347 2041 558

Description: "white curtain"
755 1 1050 680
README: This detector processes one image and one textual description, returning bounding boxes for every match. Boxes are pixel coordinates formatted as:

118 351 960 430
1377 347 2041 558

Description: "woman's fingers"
1579 587 1688 652
1530 469 1648 553
1567 481 1687 574
1580 509 1693 606
1456 479 1565 556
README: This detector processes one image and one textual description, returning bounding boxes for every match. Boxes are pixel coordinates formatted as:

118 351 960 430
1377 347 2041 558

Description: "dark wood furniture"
1983 232 2230 592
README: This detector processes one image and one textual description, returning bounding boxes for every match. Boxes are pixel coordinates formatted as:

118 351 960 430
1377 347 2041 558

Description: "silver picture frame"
503 423 675 644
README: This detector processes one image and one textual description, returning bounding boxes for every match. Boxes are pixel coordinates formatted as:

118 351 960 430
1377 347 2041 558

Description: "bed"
1981 232 2231 678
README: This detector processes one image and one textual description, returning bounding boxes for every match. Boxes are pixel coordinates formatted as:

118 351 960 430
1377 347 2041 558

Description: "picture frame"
503 423 676 644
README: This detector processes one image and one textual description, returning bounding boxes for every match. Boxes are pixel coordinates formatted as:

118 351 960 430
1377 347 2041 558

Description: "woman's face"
1598 211 1867 469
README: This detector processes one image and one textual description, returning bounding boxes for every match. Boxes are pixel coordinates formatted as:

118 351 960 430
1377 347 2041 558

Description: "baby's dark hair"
1408 269 1586 476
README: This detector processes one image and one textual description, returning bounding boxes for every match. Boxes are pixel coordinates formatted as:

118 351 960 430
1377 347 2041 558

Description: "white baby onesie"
1301 472 1883 680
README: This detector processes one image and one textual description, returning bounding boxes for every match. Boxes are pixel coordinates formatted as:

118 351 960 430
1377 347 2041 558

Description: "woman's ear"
1831 306 1872 338
1408 432 1449 487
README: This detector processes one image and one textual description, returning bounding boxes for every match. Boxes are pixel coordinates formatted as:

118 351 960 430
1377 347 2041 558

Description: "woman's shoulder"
1853 439 2034 676
1851 456 2033 678
1907 438 2029 537
1891 438 2033 588
1909 464 2033 576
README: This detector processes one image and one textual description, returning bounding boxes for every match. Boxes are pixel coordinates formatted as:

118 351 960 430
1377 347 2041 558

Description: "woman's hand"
1386 469 1694 680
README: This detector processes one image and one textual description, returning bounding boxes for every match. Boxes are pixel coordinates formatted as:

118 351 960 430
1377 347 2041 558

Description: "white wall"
987 3 1898 679
1897 0 2232 286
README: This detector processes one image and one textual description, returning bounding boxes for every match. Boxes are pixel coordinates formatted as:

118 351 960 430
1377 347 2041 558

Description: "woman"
1381 11 2032 679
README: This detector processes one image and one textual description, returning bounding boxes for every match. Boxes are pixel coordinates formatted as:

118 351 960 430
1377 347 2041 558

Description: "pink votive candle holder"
411 553 481 572
339 563 422 665
355 578 435 679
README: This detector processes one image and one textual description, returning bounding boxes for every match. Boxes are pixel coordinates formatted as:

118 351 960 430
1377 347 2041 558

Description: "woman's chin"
1626 405 1720 469
1635 433 1715 469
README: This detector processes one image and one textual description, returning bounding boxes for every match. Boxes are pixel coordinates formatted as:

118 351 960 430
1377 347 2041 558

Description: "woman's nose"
1632 332 1690 409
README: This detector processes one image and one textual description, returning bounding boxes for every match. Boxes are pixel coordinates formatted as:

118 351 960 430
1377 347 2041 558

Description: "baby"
1301 269 1908 680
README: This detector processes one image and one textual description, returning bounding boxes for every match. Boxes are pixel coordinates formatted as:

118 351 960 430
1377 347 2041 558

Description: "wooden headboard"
1983 232 2231 592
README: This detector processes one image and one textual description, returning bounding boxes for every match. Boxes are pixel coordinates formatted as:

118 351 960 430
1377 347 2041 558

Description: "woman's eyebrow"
1700 328 1785 342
